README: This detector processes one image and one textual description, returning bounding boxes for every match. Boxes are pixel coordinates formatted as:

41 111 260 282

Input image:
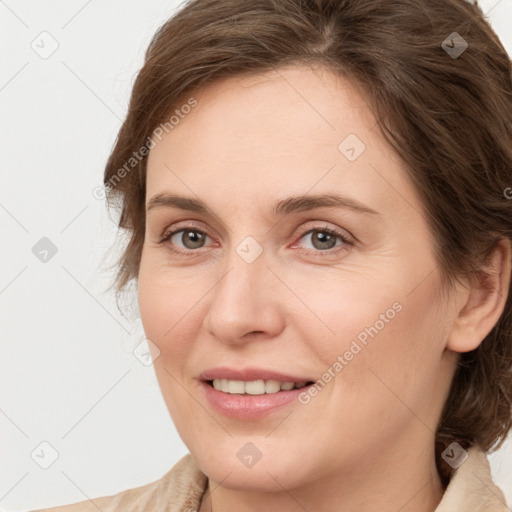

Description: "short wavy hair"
102 0 512 485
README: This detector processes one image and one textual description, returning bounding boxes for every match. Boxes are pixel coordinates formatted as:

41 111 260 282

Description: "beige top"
32 445 508 511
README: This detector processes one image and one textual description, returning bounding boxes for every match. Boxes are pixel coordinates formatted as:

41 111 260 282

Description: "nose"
203 245 286 346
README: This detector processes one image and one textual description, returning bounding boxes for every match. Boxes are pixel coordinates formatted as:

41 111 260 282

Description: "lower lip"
200 381 311 419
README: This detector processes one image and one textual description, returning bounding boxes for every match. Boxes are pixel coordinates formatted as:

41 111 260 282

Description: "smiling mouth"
206 379 315 395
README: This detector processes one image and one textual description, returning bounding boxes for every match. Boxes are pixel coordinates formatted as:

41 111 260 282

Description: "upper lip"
198 367 315 383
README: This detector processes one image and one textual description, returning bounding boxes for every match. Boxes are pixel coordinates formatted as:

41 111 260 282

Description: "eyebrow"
146 192 380 216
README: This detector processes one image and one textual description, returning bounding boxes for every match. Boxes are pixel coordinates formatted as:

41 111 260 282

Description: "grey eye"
300 230 342 251
171 229 209 249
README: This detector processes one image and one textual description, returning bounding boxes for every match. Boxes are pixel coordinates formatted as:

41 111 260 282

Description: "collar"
434 445 507 511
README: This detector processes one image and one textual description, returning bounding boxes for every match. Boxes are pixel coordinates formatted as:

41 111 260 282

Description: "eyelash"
158 223 354 258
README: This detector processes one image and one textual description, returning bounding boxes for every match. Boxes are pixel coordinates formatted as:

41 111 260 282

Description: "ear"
447 238 511 353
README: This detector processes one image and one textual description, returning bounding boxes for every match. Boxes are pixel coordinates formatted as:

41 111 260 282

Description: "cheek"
289 272 406 367
330 282 448 426
137 263 206 372
301 268 447 402
137 269 208 435
138 255 204 331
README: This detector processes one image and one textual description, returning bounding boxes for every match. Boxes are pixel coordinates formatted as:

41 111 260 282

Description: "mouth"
205 379 315 395
198 367 318 418
201 378 317 419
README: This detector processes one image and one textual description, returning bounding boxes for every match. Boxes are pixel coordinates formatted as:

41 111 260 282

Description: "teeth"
264 380 281 393
228 380 245 394
245 380 266 395
212 379 308 395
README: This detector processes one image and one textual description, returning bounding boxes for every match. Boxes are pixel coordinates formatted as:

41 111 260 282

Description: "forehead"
145 64 423 223
152 64 376 158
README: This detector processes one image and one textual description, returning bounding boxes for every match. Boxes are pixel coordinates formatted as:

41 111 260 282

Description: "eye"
159 227 212 253
158 223 353 258
293 225 353 256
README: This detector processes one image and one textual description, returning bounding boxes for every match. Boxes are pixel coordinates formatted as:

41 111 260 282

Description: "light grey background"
1 1 511 510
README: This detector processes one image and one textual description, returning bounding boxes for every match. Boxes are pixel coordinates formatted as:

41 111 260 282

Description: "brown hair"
103 0 512 485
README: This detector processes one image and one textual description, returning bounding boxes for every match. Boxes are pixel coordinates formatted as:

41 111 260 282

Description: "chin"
201 459 302 492
191 440 311 491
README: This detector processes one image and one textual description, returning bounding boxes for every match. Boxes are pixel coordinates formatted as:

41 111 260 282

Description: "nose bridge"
204 236 283 343
217 230 267 300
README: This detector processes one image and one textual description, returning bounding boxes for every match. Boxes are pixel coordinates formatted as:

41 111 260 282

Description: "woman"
35 0 512 510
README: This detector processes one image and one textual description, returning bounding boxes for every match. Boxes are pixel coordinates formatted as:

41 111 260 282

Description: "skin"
137 64 511 512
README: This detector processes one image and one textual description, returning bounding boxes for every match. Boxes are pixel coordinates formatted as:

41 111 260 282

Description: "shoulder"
435 445 508 512
31 453 208 512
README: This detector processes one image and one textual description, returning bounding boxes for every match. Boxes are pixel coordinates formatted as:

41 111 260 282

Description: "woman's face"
138 65 460 491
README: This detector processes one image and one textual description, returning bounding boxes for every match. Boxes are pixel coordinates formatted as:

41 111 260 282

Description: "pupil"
313 231 336 250
184 231 204 249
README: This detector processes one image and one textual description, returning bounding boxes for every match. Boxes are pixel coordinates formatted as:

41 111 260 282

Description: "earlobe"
446 238 511 353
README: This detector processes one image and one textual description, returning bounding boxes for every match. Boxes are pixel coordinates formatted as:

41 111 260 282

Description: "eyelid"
159 219 211 239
